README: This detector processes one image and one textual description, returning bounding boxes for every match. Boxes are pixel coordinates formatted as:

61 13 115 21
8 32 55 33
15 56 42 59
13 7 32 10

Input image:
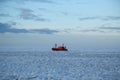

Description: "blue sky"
0 0 120 51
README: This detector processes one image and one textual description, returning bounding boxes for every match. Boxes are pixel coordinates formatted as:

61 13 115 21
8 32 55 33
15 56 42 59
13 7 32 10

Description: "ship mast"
62 43 64 47
55 44 57 48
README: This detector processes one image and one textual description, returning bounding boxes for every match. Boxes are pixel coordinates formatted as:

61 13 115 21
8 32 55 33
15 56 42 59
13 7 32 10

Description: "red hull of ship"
52 44 68 51
52 48 68 51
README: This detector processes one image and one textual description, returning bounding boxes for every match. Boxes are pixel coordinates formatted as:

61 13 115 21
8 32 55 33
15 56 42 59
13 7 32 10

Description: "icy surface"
0 51 120 80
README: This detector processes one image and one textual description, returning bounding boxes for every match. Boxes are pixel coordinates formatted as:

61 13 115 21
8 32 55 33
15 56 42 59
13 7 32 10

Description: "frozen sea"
0 50 120 80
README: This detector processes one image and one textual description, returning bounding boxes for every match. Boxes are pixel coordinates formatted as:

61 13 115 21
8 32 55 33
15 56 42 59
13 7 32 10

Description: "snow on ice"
0 51 120 80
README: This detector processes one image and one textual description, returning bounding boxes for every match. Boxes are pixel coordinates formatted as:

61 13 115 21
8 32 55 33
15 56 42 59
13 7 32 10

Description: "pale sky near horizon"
0 0 120 50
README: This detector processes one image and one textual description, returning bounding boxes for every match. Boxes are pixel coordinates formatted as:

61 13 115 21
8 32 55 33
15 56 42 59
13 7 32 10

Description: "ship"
52 44 68 51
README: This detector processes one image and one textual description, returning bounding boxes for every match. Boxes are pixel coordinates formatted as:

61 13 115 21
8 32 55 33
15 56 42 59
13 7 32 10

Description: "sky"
0 0 120 51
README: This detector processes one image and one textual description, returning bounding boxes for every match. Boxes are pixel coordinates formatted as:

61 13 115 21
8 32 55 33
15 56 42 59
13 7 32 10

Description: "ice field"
0 51 120 80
